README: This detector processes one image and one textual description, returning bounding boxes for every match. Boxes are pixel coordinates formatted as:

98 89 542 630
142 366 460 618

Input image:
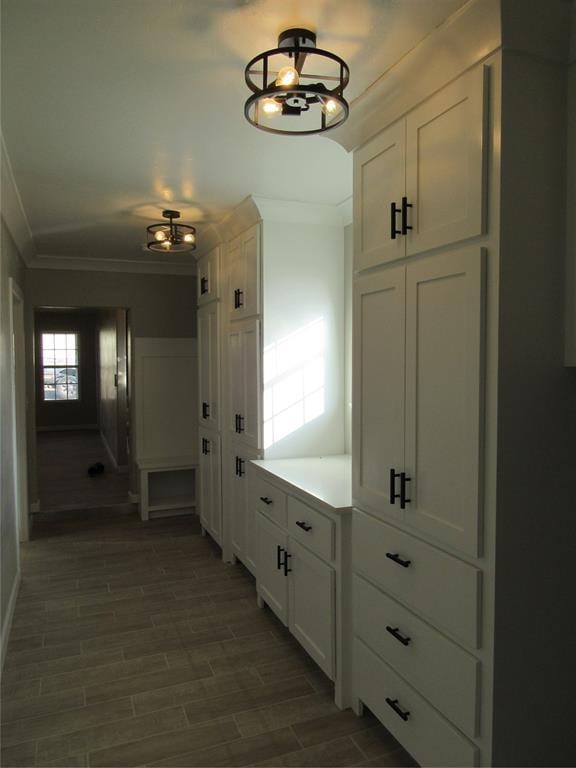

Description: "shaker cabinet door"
404 247 485 556
197 247 220 305
354 120 406 272
353 267 406 518
198 303 220 431
406 66 487 257
256 512 288 625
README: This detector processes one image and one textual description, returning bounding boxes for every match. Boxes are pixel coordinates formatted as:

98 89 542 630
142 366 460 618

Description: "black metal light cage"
146 210 196 253
244 28 350 136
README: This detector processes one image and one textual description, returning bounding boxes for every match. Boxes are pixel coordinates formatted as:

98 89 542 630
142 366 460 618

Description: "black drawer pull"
283 551 292 576
386 552 411 568
389 468 401 505
200 276 209 294
295 521 312 532
260 496 273 505
276 545 284 570
401 196 413 235
400 472 411 509
386 625 411 646
386 697 410 722
390 202 401 240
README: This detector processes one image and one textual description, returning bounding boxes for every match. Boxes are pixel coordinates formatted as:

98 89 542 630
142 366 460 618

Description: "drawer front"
353 575 479 737
287 496 334 562
353 510 480 648
253 475 287 528
355 639 479 767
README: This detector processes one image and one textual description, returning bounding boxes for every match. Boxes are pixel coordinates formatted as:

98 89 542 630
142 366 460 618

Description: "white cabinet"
198 302 220 431
354 66 487 272
256 510 289 624
227 224 260 322
353 246 485 558
199 429 222 544
224 440 260 571
225 317 261 449
197 246 220 306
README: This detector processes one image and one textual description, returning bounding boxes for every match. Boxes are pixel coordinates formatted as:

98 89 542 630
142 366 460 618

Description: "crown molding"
29 254 197 275
1 132 36 265
327 0 502 153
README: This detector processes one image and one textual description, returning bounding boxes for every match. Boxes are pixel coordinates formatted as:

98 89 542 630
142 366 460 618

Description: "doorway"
33 306 132 514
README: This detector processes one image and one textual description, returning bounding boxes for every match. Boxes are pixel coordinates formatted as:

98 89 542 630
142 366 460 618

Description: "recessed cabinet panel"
226 327 244 441
198 303 220 431
226 442 259 571
352 268 406 517
197 247 220 306
199 430 222 544
354 121 406 271
229 224 261 321
289 539 335 679
406 66 486 256
405 248 485 557
242 319 261 448
256 511 288 625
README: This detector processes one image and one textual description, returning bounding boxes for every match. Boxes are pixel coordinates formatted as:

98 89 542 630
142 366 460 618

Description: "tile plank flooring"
1 507 416 767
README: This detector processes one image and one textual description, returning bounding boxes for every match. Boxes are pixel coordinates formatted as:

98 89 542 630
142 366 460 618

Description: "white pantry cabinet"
223 440 260 573
198 429 222 544
197 246 220 307
353 246 485 558
354 66 487 272
227 224 260 322
225 317 261 449
197 302 220 431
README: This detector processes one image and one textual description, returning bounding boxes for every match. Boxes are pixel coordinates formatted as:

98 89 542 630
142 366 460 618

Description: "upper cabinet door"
405 66 487 257
198 303 220 431
404 247 485 557
197 247 220 306
354 120 406 272
352 267 406 518
229 224 261 321
226 235 242 321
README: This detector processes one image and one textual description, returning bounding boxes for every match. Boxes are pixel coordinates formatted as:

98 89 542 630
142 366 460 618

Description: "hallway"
0 508 413 768
37 431 129 512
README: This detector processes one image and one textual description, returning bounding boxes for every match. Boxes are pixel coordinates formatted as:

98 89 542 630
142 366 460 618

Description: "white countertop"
251 455 352 513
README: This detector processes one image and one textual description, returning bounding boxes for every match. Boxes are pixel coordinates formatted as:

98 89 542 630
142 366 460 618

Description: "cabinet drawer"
353 511 480 648
253 475 287 527
353 575 479 737
355 639 478 767
287 497 334 562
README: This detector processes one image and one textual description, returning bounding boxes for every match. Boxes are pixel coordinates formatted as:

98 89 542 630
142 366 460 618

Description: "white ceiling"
1 0 468 267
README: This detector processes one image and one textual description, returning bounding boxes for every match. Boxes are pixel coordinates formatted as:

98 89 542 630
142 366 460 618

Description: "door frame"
9 277 29 544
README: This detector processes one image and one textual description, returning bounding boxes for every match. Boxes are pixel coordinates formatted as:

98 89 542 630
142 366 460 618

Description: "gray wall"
0 220 26 652
34 309 99 429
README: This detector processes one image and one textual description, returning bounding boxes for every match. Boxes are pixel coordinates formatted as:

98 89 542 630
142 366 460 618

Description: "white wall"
262 219 345 459
344 224 353 453
0 220 26 663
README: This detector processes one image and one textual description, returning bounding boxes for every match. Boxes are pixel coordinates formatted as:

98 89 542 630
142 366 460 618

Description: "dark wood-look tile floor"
1 507 417 768
37 431 129 512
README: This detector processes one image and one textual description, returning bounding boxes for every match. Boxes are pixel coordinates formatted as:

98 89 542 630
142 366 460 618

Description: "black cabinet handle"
202 402 210 419
386 552 411 568
234 414 239 432
260 496 273 505
390 201 402 240
389 469 401 505
201 438 210 455
386 697 410 722
400 472 411 509
283 551 292 576
235 457 245 478
386 625 411 646
295 521 312 532
237 415 244 433
401 196 413 235
200 276 209 295
234 288 244 309
277 545 284 570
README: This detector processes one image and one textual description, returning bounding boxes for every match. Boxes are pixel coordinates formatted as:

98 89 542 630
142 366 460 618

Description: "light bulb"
321 98 339 115
162 239 171 249
276 65 299 87
262 98 281 116
183 233 195 244
154 230 167 242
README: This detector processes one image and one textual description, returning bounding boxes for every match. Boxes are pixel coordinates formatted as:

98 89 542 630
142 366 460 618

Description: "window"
41 333 79 401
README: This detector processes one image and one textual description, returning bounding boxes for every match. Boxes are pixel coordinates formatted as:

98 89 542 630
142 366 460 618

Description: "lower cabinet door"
288 539 335 680
256 512 288 625
199 430 222 544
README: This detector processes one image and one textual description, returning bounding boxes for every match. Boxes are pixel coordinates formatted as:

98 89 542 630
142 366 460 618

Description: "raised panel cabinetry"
354 66 487 272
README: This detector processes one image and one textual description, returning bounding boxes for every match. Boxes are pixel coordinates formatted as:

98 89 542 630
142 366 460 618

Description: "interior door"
352 266 406 519
256 511 288 625
198 303 220 431
288 538 334 679
404 247 485 556
405 65 487 257
354 120 406 271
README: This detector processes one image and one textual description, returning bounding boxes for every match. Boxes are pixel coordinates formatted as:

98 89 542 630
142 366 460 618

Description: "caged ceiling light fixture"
146 210 196 254
244 28 349 136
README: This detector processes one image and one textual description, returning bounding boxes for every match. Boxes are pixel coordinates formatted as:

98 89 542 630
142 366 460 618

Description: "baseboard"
30 499 40 514
36 424 99 432
100 431 119 470
1 570 21 670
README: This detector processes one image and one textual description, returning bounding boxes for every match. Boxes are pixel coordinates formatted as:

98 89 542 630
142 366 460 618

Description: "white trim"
252 196 347 225
1 571 21 670
327 0 501 152
37 423 99 432
29 254 197 275
1 133 36 266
